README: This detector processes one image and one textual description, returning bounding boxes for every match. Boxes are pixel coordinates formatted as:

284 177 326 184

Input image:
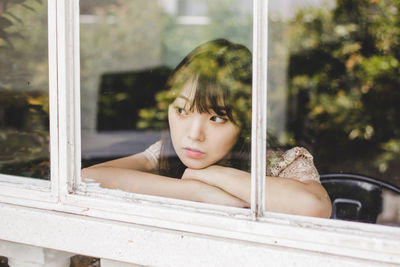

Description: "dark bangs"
190 74 236 124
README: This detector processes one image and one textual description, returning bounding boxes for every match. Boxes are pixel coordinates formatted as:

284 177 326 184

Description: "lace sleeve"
267 147 320 183
142 140 162 170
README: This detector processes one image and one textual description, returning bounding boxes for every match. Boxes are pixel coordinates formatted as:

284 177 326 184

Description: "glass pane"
0 0 49 180
80 0 253 208
268 0 400 225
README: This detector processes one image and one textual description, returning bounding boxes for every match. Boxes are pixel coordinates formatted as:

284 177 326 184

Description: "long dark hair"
158 39 252 178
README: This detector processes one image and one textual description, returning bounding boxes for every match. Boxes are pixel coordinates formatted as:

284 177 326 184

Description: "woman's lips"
184 147 205 158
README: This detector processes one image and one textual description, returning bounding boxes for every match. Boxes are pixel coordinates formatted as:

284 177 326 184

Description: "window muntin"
267 0 400 226
0 0 49 180
79 0 254 209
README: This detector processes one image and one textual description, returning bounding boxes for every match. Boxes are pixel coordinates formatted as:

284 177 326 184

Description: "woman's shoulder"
142 140 162 170
145 140 162 154
267 146 320 183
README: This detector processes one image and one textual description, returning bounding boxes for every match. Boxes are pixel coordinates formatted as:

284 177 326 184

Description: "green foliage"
0 0 49 179
0 0 48 91
136 89 174 130
285 0 400 182
376 138 400 173
0 0 42 49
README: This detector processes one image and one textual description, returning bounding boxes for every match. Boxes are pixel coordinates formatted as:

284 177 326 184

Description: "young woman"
82 39 332 218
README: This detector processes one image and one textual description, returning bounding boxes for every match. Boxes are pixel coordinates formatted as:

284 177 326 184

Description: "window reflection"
0 0 49 179
80 0 253 207
268 0 400 226
80 0 335 218
80 0 252 167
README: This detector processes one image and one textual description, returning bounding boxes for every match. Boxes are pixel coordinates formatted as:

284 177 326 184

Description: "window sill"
0 202 399 265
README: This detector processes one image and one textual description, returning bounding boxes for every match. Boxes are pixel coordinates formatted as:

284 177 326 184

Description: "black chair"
320 173 400 223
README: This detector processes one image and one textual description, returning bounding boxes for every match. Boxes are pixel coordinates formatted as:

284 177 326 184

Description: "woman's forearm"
183 166 251 203
183 166 332 217
83 167 187 199
264 177 332 217
81 167 247 207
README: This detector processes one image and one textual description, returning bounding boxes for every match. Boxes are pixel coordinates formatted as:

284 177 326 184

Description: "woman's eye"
175 107 188 115
210 115 227 123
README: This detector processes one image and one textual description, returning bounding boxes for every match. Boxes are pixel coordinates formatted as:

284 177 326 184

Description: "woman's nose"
188 115 206 142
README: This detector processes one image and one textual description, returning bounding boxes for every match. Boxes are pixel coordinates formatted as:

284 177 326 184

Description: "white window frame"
0 0 400 265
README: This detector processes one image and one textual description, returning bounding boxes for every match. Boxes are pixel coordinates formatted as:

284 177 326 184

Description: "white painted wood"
251 0 268 217
0 240 72 267
0 174 49 189
56 0 72 198
0 203 398 266
63 194 400 263
56 0 83 196
0 174 52 205
0 174 52 208
1 202 400 265
48 0 59 199
73 0 82 188
101 259 142 267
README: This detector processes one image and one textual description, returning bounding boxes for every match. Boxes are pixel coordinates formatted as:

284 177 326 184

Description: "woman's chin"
180 158 209 170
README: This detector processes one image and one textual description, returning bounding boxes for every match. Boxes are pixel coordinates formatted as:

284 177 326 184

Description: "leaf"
21 4 35 12
11 0 27 5
4 11 23 24
7 31 24 39
0 17 13 29
0 29 13 48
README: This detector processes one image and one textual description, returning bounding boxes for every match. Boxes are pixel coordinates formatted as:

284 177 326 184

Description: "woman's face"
168 85 240 169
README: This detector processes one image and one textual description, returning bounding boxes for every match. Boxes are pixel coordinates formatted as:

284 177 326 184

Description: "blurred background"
269 0 400 188
0 0 49 179
79 0 400 189
78 0 253 167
